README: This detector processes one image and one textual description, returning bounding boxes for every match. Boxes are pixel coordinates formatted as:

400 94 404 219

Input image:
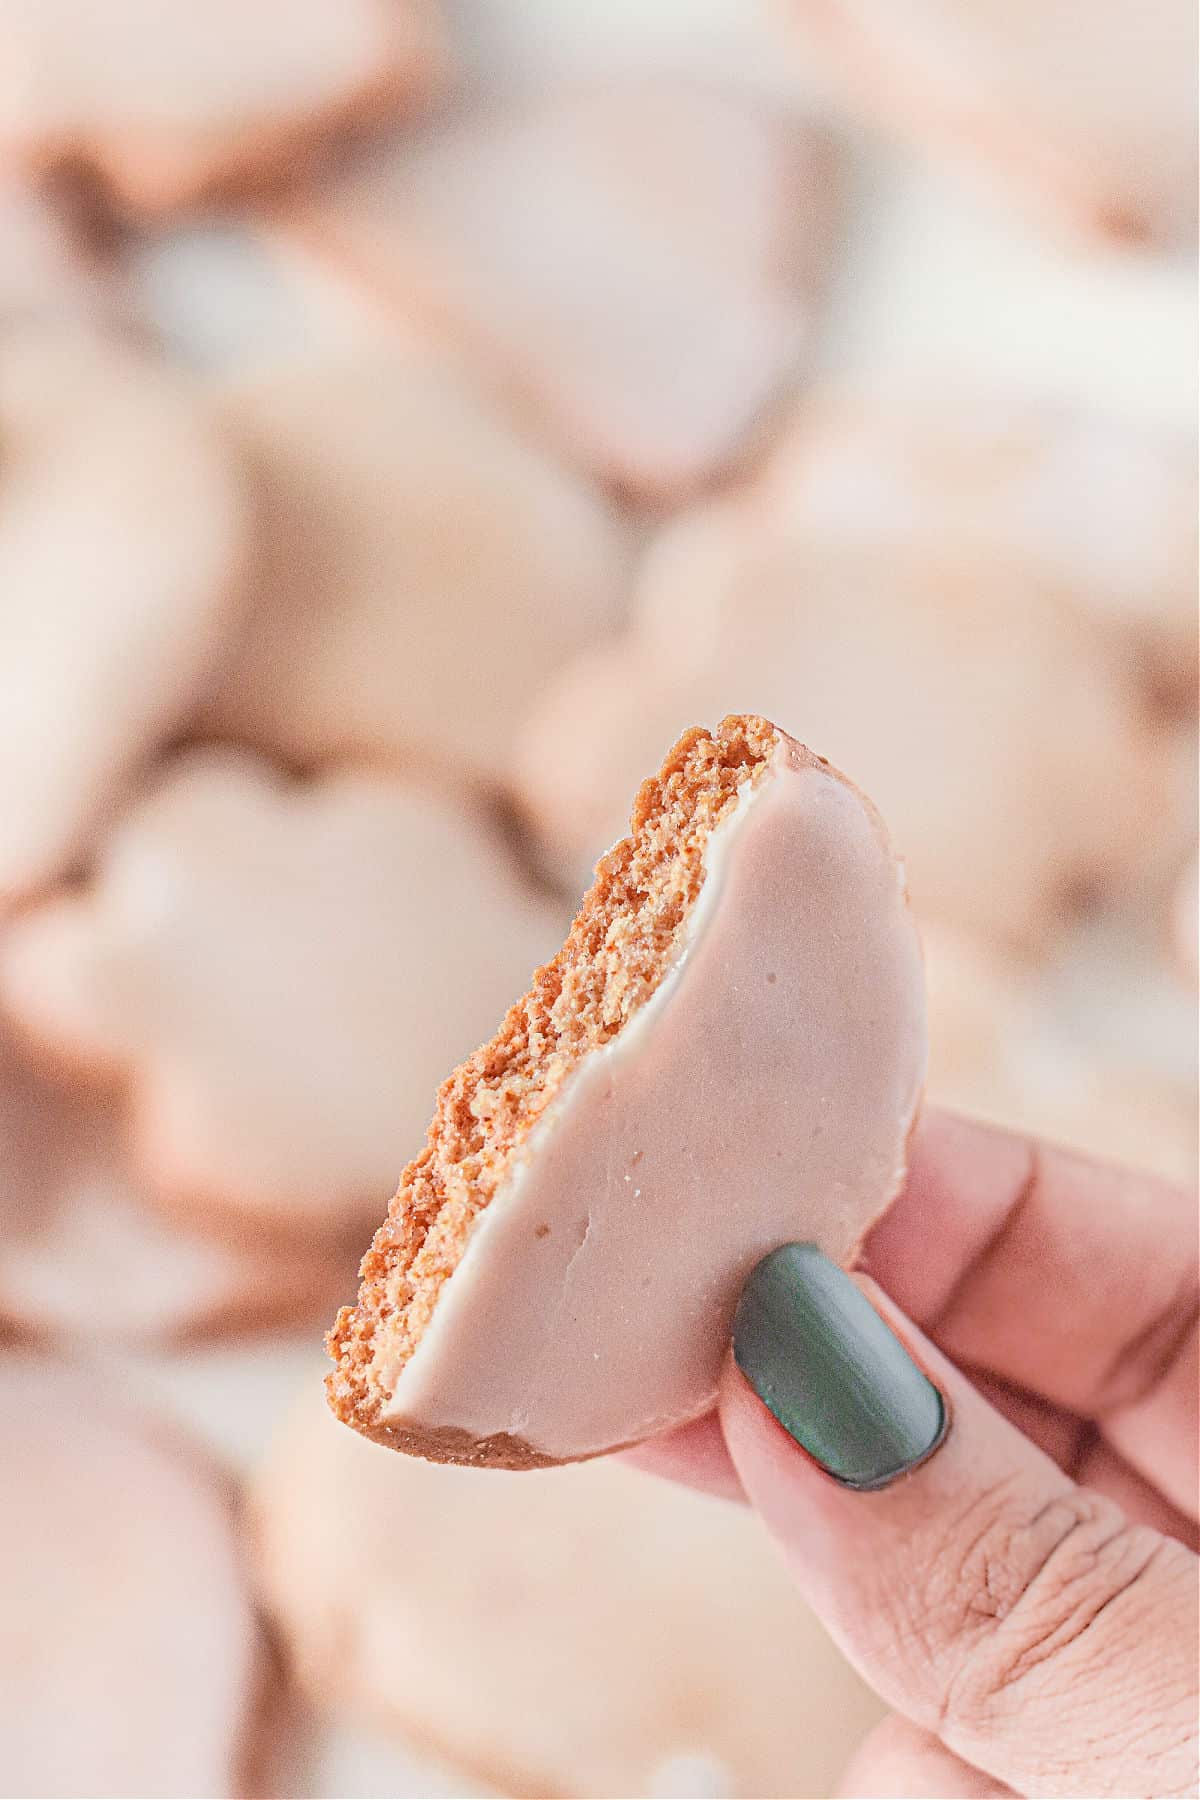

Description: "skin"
628 1109 1199 1798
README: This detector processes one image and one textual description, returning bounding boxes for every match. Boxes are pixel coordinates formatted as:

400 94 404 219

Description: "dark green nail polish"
733 1244 946 1490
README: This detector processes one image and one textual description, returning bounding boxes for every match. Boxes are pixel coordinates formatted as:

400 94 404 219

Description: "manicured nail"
732 1244 946 1490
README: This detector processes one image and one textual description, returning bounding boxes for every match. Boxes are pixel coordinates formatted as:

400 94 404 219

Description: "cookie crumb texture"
326 715 777 1459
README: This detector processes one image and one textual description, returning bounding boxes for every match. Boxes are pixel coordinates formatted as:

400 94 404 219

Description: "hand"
628 1110 1199 1798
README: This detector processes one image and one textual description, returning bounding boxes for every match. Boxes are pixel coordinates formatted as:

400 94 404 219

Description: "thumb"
721 1246 1198 1800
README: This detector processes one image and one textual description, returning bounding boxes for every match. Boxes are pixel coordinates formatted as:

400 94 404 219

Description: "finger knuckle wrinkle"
942 1487 1166 1725
1095 1281 1199 1414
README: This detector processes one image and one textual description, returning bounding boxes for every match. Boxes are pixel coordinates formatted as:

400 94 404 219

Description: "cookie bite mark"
327 716 927 1466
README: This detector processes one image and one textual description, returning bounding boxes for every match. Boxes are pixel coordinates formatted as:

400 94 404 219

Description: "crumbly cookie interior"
326 714 777 1437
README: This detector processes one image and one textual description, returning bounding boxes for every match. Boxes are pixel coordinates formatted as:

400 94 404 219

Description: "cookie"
0 325 246 904
254 1375 883 1799
125 220 387 370
0 1355 275 1797
294 1721 490 1800
0 0 446 214
762 391 1198 714
197 346 630 785
0 751 565 1244
511 411 1185 947
284 83 837 501
783 0 1196 245
1171 854 1197 986
328 717 926 1466
0 177 114 323
922 922 1196 1184
0 1020 348 1345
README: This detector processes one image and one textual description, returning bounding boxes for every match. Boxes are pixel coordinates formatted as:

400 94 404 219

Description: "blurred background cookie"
123 220 386 369
1172 853 1198 986
284 81 839 501
0 1355 278 1798
512 501 1183 948
781 0 1197 246
0 2 1192 1794
920 923 1195 1183
253 1375 884 1798
761 389 1199 714
197 345 632 785
0 1021 351 1346
0 751 565 1242
0 326 246 903
0 176 117 324
0 0 446 214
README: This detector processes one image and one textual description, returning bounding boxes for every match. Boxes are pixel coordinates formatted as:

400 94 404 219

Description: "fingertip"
621 1409 744 1503
718 1349 829 1506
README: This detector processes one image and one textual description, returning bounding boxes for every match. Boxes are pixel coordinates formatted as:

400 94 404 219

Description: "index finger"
861 1108 1198 1516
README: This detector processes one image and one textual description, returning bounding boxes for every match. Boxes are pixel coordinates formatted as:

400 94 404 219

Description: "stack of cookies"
0 1 1193 1793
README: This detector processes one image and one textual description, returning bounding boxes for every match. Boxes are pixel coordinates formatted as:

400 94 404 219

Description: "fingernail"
732 1244 946 1490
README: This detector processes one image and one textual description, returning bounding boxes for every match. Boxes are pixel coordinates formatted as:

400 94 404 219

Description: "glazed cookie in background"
197 347 631 785
1170 853 1197 988
0 0 446 215
781 0 1197 246
0 751 566 1245
0 326 246 905
1 1164 351 1349
511 497 1183 949
761 391 1199 716
125 220 387 371
284 1718 493 1800
283 83 838 501
436 0 814 106
921 923 1196 1185
0 1021 350 1346
0 1355 276 1798
329 717 926 1466
0 178 115 323
254 1377 883 1800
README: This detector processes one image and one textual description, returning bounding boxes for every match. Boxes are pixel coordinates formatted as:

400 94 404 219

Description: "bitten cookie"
0 0 445 213
0 1356 275 1798
328 717 926 1466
